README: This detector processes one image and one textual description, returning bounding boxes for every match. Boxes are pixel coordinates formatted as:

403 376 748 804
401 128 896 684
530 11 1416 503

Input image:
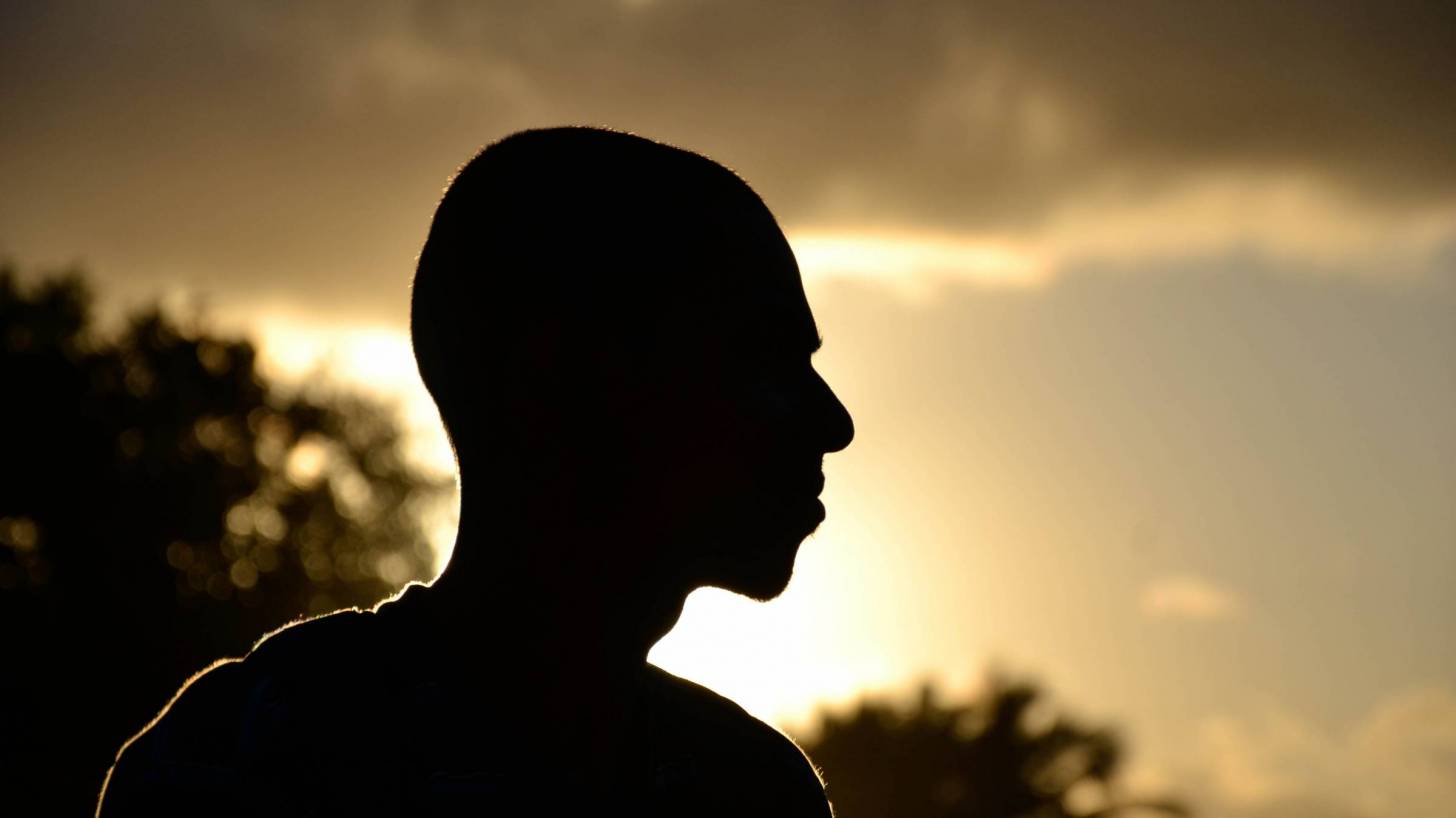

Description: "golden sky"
4 3 1454 816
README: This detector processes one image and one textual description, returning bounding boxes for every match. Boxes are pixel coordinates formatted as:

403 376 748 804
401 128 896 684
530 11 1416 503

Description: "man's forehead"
639 188 821 361
747 278 820 350
689 261 820 359
713 214 817 331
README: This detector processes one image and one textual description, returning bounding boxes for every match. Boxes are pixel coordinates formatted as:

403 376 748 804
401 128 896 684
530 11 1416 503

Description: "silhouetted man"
98 127 854 816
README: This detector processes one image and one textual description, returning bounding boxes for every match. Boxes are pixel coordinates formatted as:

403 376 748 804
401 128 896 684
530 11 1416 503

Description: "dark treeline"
0 266 1185 817
797 678 1187 818
1 266 445 815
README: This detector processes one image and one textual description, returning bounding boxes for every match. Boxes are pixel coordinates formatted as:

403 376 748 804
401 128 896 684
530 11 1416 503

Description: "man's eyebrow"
811 333 824 354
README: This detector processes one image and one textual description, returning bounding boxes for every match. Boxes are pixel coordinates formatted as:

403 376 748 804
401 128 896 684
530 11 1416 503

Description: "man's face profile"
633 218 854 602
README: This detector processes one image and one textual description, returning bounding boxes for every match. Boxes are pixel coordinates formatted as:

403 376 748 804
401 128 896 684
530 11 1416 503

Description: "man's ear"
503 314 652 422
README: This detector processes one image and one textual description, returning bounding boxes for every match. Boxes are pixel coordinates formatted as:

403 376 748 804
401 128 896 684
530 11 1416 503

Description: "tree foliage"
799 676 1189 818
0 265 449 814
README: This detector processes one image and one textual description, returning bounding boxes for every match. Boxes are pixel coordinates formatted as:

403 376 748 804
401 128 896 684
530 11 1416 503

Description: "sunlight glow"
788 175 1456 307
1037 173 1456 274
252 314 422 396
649 579 906 732
247 310 454 472
1141 575 1246 621
789 229 1050 301
244 310 459 570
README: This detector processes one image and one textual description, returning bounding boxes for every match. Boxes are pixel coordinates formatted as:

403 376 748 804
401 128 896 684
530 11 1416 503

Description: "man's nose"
808 369 854 454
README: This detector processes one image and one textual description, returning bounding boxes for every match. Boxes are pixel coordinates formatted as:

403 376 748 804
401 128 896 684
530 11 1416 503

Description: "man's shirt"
98 585 832 817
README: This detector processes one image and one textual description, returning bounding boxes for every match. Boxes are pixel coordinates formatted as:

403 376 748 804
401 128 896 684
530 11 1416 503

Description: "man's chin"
704 543 801 601
709 578 792 603
712 574 792 603
690 507 823 600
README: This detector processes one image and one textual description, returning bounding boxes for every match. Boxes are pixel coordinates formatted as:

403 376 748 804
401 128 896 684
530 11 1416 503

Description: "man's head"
411 127 853 601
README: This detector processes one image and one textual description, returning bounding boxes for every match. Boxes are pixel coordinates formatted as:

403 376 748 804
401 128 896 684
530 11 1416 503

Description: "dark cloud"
216 0 1454 224
2 0 1452 313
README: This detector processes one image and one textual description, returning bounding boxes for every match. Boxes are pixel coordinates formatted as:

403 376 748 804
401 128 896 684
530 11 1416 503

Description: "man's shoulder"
648 665 831 816
99 608 384 814
165 608 377 715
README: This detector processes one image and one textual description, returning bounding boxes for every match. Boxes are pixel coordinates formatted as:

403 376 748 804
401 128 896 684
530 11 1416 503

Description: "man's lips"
774 472 824 504
750 466 825 507
774 472 823 498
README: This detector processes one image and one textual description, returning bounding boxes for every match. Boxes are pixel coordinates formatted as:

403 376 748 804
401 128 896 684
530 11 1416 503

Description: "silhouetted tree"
0 265 449 815
798 676 1188 818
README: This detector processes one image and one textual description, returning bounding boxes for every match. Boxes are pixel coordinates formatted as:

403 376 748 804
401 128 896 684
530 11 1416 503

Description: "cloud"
789 229 1051 302
209 0 1453 228
792 174 1456 301
1183 684 1456 818
3 1 1453 316
1140 575 1245 621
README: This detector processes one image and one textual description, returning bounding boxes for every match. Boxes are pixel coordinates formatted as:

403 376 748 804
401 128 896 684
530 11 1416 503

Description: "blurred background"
2 2 1453 816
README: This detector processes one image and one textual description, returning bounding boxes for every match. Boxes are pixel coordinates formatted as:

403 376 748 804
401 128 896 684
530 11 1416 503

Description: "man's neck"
417 506 689 685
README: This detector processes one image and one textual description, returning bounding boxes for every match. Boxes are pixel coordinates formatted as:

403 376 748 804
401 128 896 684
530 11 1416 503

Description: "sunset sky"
4 3 1454 816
